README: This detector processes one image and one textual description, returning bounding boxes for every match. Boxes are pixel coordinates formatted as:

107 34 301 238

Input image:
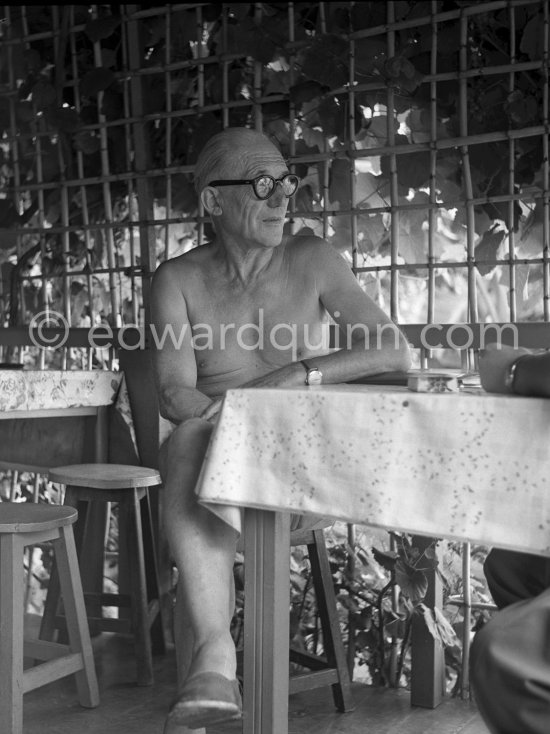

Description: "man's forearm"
311 329 411 384
240 331 411 391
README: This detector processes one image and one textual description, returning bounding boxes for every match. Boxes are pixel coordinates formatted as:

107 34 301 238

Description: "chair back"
120 348 160 468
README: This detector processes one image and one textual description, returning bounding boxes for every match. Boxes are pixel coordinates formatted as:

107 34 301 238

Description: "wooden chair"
0 502 99 734
39 463 166 687
119 348 354 713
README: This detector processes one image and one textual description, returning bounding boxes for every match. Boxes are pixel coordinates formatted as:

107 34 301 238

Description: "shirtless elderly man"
151 127 411 733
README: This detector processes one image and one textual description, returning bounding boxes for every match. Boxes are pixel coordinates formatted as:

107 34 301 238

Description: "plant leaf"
225 18 278 64
520 12 546 61
433 606 459 647
371 546 399 571
395 560 428 602
73 131 100 155
45 106 82 133
31 81 56 110
80 67 116 97
85 16 121 43
0 228 19 250
289 80 326 105
301 34 349 88
475 225 506 276
416 603 441 642
354 37 386 77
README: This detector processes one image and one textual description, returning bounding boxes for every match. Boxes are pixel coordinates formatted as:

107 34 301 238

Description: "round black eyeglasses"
208 173 300 200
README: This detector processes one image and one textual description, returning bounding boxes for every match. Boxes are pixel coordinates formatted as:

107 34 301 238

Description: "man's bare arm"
238 239 411 391
312 238 411 380
150 261 212 424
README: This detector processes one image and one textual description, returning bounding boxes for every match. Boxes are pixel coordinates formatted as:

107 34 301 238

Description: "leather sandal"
163 671 242 731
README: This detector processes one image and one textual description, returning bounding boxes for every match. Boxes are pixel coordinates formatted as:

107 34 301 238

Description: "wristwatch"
301 359 323 386
504 354 529 392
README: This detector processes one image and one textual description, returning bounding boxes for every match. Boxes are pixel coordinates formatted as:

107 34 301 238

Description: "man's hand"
199 397 224 424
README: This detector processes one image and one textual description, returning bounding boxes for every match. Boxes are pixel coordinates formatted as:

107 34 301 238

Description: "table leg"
243 510 290 734
410 535 445 708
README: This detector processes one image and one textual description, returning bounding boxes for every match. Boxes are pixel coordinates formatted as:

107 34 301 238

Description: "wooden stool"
40 463 165 686
0 502 99 734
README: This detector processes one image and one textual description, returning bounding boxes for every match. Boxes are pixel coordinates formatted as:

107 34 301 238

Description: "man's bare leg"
160 418 240 730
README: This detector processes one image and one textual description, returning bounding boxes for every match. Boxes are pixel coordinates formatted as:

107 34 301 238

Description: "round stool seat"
48 463 162 490
0 503 77 533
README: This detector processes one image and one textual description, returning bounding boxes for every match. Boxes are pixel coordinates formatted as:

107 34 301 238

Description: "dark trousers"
470 549 550 734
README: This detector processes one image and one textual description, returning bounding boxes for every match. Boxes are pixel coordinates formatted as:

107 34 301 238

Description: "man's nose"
267 182 286 207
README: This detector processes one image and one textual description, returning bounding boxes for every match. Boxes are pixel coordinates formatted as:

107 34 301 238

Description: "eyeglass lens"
254 174 299 199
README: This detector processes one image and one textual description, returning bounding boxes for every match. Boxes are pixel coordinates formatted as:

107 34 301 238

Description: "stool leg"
53 525 99 707
123 490 153 686
308 530 354 712
40 495 90 643
69 490 107 635
0 533 25 734
141 490 166 655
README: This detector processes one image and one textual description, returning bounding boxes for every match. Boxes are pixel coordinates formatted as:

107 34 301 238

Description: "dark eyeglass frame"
208 173 300 200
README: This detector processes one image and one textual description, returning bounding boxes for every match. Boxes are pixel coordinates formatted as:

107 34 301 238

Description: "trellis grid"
0 2 548 364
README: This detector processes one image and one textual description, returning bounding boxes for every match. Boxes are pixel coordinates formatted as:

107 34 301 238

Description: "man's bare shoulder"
152 244 216 285
284 234 348 270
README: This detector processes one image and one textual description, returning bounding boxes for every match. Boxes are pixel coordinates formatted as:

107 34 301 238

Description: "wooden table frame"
241 510 445 734
0 405 109 471
0 404 111 623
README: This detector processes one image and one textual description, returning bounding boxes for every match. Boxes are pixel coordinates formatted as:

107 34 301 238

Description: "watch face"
307 369 323 385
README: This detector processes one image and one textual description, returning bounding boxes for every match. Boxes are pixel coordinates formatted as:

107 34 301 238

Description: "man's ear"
201 187 222 216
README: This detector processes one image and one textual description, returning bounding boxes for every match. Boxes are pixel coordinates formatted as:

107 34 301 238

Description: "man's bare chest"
188 280 323 332
186 280 328 366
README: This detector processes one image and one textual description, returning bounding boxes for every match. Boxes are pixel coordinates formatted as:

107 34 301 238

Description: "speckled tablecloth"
197 384 550 555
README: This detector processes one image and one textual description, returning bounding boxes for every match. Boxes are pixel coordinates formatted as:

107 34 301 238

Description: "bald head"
193 128 283 196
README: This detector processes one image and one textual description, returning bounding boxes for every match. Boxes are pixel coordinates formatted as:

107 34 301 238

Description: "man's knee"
160 417 212 463
172 416 213 443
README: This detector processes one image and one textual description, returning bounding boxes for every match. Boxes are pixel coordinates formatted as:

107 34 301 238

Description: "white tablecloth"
196 384 550 555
